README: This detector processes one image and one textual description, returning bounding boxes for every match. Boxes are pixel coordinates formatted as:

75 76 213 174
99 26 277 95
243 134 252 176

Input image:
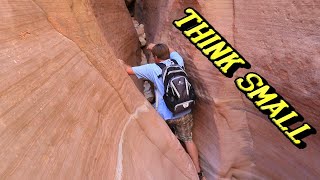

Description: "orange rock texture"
1 0 197 179
1 0 319 179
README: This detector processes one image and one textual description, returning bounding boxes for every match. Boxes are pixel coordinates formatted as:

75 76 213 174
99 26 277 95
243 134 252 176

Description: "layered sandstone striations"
1 0 319 179
0 0 198 179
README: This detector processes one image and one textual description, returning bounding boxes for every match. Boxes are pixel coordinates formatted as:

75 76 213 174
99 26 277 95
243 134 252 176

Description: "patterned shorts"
166 113 193 142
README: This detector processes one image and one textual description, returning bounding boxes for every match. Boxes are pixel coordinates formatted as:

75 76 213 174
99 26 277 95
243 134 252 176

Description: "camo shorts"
166 113 193 142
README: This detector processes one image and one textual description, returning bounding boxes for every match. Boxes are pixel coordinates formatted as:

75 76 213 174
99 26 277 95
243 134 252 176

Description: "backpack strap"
170 59 178 65
170 59 184 70
156 63 166 70
156 59 185 78
156 63 166 78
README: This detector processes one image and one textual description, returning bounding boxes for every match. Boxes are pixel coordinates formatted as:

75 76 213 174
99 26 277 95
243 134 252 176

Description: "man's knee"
183 139 194 144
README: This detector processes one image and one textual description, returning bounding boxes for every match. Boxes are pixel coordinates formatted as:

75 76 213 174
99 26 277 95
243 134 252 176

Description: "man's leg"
184 140 201 172
184 140 206 180
173 114 206 180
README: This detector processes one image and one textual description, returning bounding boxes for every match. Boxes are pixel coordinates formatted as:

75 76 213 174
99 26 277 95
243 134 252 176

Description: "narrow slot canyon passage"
125 1 218 178
125 0 320 179
123 1 253 179
0 0 319 179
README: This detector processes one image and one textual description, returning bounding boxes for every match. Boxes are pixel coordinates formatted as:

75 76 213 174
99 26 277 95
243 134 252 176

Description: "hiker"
118 43 206 180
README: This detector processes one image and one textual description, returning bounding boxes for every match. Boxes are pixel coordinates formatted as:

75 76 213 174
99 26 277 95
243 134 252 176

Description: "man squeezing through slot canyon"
119 43 206 180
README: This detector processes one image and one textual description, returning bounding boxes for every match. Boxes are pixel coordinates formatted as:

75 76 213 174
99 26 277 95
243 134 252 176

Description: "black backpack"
157 59 196 114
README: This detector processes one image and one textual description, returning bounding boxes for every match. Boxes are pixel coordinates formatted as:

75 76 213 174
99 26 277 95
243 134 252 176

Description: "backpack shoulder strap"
170 59 178 65
156 63 166 78
170 59 185 70
156 63 166 70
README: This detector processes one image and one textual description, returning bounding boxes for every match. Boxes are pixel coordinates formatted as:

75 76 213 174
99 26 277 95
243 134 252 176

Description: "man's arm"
169 48 175 53
124 64 135 75
118 59 135 75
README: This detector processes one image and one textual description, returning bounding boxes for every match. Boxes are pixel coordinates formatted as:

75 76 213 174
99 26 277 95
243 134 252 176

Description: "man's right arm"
169 47 175 53
118 59 135 75
118 58 155 82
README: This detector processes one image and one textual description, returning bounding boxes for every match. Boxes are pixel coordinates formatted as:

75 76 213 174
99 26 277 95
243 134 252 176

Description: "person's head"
151 43 170 63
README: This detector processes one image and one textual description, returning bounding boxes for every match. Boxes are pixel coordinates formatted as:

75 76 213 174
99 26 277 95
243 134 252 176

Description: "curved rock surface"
1 0 319 179
0 0 197 179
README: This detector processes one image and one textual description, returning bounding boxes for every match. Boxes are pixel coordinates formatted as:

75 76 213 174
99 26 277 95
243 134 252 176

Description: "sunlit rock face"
1 0 319 179
0 0 197 179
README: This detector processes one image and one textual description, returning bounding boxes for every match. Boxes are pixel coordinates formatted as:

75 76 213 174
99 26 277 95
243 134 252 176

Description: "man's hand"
118 59 125 66
146 43 156 50
118 58 135 75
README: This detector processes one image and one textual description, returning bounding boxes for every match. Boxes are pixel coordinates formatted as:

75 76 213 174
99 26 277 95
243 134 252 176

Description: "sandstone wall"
233 1 320 179
1 0 319 179
0 0 198 179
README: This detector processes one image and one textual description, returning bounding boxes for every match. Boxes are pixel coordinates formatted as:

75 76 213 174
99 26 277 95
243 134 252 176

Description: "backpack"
156 59 196 114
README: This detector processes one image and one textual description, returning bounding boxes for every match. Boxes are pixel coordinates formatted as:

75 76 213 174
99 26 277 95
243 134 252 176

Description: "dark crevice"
125 0 136 16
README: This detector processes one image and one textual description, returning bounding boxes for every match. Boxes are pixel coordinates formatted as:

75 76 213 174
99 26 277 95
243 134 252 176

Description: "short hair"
151 43 170 60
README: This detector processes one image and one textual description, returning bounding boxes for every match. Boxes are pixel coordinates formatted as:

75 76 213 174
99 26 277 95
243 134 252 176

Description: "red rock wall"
234 1 320 179
0 0 198 179
1 0 319 179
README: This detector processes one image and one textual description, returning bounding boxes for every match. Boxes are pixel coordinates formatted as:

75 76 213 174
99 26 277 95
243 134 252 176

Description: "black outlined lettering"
173 8 317 149
285 124 316 147
247 85 278 107
173 8 251 78
235 72 264 92
235 72 317 149
260 100 289 118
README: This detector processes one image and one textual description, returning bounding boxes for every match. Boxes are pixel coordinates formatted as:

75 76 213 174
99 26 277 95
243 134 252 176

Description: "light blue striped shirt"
132 52 191 120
